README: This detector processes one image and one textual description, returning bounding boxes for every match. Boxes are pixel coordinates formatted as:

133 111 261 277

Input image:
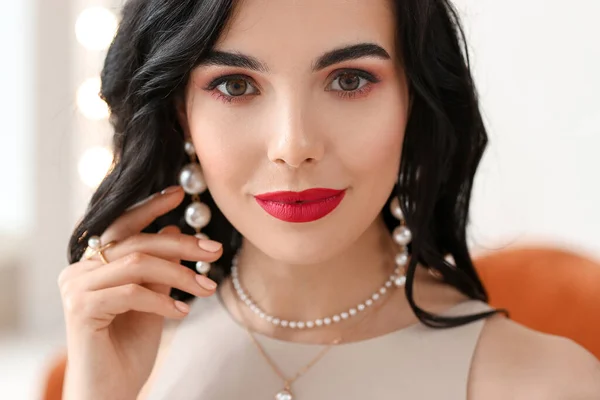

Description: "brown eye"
337 72 360 91
225 78 248 96
207 74 259 103
327 70 378 95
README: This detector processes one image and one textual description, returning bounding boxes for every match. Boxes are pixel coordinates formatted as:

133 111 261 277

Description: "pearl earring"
179 139 212 276
390 196 412 286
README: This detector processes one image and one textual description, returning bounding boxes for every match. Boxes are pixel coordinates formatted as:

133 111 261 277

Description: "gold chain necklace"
231 275 397 400
245 329 340 400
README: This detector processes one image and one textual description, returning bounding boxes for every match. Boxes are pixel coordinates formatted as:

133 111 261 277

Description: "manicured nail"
197 239 222 252
160 186 181 195
174 300 190 313
196 274 218 290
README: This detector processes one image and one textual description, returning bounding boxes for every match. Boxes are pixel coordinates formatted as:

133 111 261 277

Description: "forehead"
214 0 397 64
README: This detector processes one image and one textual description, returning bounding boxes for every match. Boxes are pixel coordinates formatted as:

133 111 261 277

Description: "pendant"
275 388 293 400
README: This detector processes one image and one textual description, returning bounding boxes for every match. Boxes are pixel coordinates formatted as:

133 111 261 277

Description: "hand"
58 186 222 400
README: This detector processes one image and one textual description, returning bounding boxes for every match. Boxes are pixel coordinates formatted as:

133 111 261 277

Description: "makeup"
254 188 346 223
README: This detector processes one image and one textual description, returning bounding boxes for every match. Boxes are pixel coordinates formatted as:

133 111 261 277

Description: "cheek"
187 117 252 197
354 123 403 175
332 93 407 182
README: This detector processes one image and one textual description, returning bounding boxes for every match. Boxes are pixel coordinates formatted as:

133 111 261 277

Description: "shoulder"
468 313 600 399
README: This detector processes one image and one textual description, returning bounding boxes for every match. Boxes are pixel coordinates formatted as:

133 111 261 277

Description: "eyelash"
203 69 381 104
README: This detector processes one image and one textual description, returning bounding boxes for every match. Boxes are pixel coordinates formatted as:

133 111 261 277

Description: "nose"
267 99 325 169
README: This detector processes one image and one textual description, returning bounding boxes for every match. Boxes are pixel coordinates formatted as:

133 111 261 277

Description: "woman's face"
179 0 410 263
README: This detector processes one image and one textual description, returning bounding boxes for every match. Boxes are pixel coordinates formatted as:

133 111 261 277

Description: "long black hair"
68 0 510 328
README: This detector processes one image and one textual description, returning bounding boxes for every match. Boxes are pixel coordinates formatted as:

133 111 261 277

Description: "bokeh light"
76 77 109 120
75 6 118 50
77 146 113 188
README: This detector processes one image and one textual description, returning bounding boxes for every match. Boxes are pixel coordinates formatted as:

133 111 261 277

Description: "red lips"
254 188 346 222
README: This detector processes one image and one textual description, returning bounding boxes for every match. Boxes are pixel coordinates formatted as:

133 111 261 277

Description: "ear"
175 96 191 139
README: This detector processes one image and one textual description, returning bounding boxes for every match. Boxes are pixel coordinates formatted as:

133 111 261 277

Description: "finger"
71 229 222 286
99 231 222 267
66 227 195 300
101 185 185 243
157 224 182 263
78 252 217 295
81 284 191 321
149 225 182 296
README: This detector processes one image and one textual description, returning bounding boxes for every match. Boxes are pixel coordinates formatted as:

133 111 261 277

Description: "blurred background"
0 0 598 398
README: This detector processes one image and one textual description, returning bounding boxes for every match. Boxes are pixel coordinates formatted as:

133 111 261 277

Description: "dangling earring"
179 139 212 276
390 196 411 286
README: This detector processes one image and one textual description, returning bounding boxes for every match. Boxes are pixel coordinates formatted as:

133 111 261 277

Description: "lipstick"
254 188 346 223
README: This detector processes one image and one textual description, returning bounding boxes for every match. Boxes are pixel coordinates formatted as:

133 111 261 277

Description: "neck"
229 216 401 334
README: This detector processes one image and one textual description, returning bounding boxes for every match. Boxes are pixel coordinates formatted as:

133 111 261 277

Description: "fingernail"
174 300 190 313
197 239 222 252
161 186 181 195
196 274 218 290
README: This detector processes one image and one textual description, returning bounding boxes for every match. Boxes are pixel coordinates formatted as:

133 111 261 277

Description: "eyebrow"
196 42 391 73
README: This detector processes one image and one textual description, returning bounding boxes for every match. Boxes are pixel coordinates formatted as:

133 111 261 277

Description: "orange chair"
39 245 600 399
474 245 600 360
41 352 67 400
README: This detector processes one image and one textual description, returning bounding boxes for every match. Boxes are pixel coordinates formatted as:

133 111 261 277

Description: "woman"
59 0 600 399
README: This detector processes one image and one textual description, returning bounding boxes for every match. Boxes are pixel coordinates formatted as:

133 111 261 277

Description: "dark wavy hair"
68 0 510 328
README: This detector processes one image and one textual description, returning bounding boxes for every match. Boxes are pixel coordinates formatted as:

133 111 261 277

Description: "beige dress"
144 292 494 400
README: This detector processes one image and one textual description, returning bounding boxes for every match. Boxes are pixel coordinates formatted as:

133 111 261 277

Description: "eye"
205 74 260 103
326 69 380 99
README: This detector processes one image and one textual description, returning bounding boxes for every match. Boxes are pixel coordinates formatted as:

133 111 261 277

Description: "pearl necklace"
231 254 408 330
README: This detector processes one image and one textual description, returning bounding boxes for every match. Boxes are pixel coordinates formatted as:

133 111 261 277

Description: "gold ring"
83 235 116 265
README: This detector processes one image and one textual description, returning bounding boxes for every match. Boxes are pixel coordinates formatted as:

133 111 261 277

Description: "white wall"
22 0 75 333
456 0 600 260
0 0 34 237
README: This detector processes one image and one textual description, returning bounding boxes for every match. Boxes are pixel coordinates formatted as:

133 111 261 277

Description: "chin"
250 226 352 265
